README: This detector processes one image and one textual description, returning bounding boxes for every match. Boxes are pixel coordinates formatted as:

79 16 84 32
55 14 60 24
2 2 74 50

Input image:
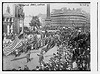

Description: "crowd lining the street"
4 26 90 71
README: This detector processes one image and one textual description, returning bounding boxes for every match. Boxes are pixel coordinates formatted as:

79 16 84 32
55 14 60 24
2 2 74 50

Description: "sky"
3 3 90 16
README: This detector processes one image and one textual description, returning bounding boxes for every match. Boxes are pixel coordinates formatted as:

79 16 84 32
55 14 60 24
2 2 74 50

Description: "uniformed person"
26 51 31 63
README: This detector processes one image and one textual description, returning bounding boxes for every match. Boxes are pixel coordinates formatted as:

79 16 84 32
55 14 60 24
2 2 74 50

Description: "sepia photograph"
2 2 90 71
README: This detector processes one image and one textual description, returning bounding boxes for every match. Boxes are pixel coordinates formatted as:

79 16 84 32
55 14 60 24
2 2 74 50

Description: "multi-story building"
3 6 14 36
50 7 90 28
45 4 90 30
3 4 25 38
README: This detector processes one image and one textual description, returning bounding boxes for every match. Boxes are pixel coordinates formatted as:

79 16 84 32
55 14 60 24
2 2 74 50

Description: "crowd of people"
10 26 90 71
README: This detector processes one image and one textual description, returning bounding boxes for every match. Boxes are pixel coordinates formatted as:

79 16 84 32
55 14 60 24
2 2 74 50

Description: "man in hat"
37 51 44 68
26 51 31 63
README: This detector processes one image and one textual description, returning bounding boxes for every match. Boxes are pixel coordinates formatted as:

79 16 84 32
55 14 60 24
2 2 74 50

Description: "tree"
24 26 30 34
29 16 41 31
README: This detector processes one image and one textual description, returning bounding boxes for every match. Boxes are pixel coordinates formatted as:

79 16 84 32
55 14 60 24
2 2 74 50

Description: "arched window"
6 18 9 22
11 18 14 22
8 18 10 22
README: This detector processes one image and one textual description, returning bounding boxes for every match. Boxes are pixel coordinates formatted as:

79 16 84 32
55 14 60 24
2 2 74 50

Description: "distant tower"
13 4 25 35
47 4 50 19
18 4 25 34
13 4 20 35
45 4 51 25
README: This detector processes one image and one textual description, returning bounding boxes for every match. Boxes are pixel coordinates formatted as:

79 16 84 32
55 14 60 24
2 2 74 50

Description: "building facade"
50 8 90 28
3 6 14 36
13 4 25 34
45 5 90 30
3 4 25 39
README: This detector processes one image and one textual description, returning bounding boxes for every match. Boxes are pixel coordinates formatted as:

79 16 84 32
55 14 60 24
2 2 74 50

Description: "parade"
3 3 90 71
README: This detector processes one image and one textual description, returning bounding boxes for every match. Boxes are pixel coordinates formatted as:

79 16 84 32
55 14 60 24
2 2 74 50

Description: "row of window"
51 20 88 23
51 12 88 17
51 16 88 20
3 17 14 22
51 22 88 24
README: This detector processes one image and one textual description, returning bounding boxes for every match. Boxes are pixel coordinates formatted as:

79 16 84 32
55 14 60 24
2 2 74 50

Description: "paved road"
3 46 58 70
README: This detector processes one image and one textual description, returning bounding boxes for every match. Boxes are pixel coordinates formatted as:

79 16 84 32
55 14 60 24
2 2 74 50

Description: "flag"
3 37 22 56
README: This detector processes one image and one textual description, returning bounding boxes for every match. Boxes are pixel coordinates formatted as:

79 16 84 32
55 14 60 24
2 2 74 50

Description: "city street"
3 46 58 70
